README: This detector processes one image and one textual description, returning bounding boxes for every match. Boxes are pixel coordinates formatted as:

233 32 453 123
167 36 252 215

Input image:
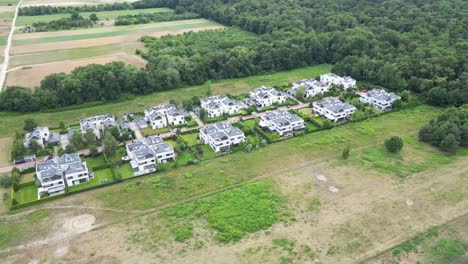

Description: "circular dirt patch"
71 214 96 231
328 186 339 193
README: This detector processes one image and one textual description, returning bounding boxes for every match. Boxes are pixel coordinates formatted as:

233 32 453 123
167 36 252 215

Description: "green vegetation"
68 168 114 192
384 136 404 153
115 11 200 25
13 184 37 204
0 64 331 138
84 154 107 169
0 210 49 249
179 132 199 147
30 12 93 32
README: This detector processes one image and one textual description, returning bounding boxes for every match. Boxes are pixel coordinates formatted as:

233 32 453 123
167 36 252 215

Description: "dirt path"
0 0 22 91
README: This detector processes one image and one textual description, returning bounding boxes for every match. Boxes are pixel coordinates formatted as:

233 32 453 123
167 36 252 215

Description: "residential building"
80 114 116 139
59 153 91 187
358 89 401 111
135 117 148 129
320 73 357 90
144 104 187 129
248 86 288 108
313 97 356 122
287 79 331 98
167 109 187 126
199 122 246 152
126 136 175 176
23 126 50 148
146 111 167 129
259 110 305 136
200 95 244 118
48 133 61 145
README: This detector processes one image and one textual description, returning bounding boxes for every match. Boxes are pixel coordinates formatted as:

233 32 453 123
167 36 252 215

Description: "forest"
1 0 466 112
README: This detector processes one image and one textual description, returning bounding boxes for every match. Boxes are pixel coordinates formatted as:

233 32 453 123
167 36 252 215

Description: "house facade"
287 79 331 98
167 109 187 126
320 73 357 90
200 95 244 118
248 86 288 108
144 104 187 129
199 122 246 152
313 97 356 122
126 135 175 176
80 114 117 139
259 110 305 136
24 126 50 148
59 153 92 187
144 135 175 164
358 89 401 111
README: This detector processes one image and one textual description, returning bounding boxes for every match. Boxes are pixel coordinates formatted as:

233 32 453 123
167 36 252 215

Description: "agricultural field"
0 105 466 263
6 18 223 88
21 0 138 6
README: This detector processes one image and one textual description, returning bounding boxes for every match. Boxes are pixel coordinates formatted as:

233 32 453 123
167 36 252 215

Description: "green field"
16 8 172 26
0 0 18 6
14 184 37 204
9 41 145 67
88 105 464 212
0 64 332 139
13 19 220 45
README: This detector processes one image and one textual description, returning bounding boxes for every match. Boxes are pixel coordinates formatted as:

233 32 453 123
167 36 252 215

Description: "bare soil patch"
11 26 223 54
6 54 147 88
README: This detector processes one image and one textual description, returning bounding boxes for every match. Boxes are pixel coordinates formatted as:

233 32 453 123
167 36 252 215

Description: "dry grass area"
6 54 147 88
0 137 12 167
11 25 223 54
21 0 137 7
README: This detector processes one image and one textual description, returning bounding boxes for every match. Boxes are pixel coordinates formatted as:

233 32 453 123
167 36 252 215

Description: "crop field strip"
16 7 172 25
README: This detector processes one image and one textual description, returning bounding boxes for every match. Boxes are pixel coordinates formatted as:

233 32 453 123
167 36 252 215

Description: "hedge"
17 180 36 189
254 127 272 144
20 167 35 175
91 163 112 171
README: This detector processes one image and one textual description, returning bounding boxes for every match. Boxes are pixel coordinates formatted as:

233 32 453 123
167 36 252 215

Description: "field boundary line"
0 0 22 90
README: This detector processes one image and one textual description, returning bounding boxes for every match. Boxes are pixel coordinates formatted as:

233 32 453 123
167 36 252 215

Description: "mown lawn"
0 64 331 138
115 163 134 179
19 172 35 184
16 8 172 26
141 127 170 136
92 105 450 211
14 185 37 204
193 144 218 161
68 168 114 192
83 154 107 169
179 132 199 146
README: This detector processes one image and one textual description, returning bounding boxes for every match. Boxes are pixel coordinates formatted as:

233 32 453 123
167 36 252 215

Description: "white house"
200 95 244 118
36 153 91 196
167 109 187 126
59 153 92 187
80 114 117 139
313 97 356 122
199 122 246 152
320 73 357 90
248 86 288 108
36 158 65 195
259 110 305 137
24 126 50 148
126 141 157 176
358 89 401 111
144 104 187 129
287 79 331 98
126 135 175 176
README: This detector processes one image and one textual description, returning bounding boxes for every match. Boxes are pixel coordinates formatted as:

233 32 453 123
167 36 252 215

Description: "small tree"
89 146 99 157
23 118 37 132
28 140 42 154
89 13 99 23
59 121 66 131
70 11 80 20
84 129 97 146
295 86 306 100
440 134 459 153
64 144 76 154
199 108 206 119
384 136 404 153
342 145 350 159
11 140 27 159
103 131 117 158
71 132 84 148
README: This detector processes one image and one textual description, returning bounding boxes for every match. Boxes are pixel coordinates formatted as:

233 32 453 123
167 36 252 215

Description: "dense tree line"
419 107 468 153
115 11 199 25
141 0 467 105
19 3 135 16
31 12 93 32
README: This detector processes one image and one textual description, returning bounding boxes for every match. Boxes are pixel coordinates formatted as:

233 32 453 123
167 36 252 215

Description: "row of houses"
36 153 91 196
143 104 187 129
287 73 357 100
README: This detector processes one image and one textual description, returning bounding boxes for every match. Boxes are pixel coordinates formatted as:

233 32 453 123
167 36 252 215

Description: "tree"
199 108 206 119
460 125 468 147
384 136 404 153
23 118 37 132
418 123 433 142
440 134 459 153
295 86 306 100
71 132 84 148
70 11 80 20
103 131 117 158
89 146 99 157
59 121 66 131
64 144 76 154
427 87 449 107
11 140 27 159
342 145 350 159
84 129 97 146
89 13 99 23
28 140 42 154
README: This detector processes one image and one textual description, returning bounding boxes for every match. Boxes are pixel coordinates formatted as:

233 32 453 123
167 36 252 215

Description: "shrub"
342 145 351 159
384 136 404 153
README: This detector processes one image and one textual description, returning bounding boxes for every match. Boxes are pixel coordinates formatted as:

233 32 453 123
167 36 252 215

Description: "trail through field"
0 0 22 91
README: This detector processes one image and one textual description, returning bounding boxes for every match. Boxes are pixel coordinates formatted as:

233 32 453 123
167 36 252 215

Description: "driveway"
128 122 144 140
190 111 205 127
60 133 70 147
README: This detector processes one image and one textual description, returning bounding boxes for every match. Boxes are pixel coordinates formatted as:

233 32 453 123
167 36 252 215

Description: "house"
119 120 130 130
59 153 91 187
146 111 167 129
248 86 288 108
126 136 176 176
48 133 61 145
200 95 244 118
144 136 175 163
126 141 157 176
36 158 65 195
313 97 356 122
24 126 50 148
320 73 356 90
80 114 116 139
358 89 401 111
199 122 246 152
167 109 187 126
36 153 91 196
135 117 148 129
287 79 331 98
259 110 305 136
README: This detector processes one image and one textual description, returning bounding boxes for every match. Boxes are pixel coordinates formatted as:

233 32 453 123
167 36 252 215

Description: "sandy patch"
328 186 340 193
11 26 223 54
6 54 147 88
316 174 327 182
406 199 414 208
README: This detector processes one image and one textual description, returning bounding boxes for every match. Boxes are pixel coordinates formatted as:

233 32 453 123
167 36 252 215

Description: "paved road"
0 0 23 90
